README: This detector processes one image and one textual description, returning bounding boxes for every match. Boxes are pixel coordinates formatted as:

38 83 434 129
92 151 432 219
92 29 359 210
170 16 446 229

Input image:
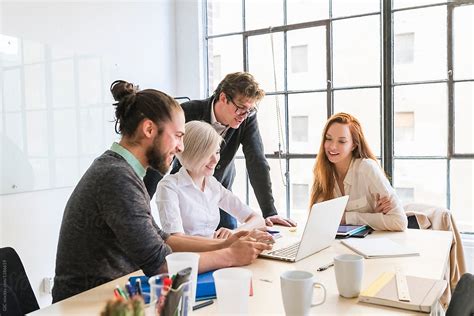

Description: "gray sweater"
52 150 172 302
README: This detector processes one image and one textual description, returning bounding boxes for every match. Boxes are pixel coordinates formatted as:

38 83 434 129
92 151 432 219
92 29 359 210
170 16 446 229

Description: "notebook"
129 272 217 302
129 271 251 302
336 224 369 237
359 272 447 313
259 195 349 262
341 237 420 259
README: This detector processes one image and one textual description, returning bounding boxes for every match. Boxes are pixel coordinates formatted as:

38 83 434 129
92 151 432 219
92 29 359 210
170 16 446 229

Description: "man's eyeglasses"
228 99 258 117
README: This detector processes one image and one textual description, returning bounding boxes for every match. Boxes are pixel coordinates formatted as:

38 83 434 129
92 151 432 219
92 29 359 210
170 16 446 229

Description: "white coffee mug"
280 270 326 316
334 254 364 298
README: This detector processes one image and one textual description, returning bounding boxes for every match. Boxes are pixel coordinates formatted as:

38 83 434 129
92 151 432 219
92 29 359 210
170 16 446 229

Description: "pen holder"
148 273 191 316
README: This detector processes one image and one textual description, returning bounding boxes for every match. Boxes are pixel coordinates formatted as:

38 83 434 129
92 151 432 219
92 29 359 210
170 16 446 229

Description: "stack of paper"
359 272 447 312
341 237 419 258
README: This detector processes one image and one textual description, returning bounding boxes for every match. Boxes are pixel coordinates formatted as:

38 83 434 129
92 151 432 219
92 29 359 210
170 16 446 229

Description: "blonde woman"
156 120 266 239
310 112 407 231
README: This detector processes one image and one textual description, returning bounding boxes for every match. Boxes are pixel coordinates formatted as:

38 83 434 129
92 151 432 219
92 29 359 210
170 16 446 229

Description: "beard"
146 134 172 175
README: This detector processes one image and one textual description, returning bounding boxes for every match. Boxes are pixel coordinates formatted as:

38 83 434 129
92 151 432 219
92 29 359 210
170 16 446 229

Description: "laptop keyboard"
268 242 300 258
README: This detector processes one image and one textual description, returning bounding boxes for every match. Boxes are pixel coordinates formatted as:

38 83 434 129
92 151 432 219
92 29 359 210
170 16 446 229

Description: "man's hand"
375 194 393 214
214 227 234 239
265 215 297 227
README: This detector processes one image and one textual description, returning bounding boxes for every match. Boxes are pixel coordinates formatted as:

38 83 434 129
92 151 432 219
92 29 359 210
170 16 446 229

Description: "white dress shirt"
156 167 253 237
334 158 408 231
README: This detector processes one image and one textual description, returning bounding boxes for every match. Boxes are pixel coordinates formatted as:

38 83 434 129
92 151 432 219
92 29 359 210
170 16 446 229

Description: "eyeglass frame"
227 97 258 117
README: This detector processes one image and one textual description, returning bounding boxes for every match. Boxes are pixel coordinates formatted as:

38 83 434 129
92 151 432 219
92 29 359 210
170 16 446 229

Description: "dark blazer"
144 96 277 218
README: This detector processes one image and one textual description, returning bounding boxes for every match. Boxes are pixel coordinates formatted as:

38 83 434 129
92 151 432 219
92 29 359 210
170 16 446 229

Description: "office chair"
446 273 474 316
0 247 40 315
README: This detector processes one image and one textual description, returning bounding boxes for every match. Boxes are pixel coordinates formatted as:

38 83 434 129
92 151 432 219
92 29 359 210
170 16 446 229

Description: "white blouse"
334 158 407 231
156 167 253 238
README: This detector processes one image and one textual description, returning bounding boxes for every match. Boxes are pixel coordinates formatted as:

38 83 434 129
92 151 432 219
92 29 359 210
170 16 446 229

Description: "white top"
335 158 408 231
156 167 253 237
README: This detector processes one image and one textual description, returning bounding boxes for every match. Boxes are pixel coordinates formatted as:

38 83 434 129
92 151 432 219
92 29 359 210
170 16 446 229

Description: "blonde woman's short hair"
176 121 223 171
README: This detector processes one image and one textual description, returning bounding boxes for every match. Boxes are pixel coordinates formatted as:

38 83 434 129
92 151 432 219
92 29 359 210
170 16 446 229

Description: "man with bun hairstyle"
52 80 272 303
145 72 296 230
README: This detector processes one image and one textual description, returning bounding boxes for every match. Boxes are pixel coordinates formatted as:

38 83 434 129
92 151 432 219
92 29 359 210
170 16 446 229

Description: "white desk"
30 229 452 315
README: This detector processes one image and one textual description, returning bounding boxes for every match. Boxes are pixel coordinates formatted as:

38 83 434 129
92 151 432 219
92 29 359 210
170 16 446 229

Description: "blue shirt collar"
110 142 147 179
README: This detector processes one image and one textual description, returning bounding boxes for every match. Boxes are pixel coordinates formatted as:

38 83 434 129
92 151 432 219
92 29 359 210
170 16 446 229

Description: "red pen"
156 277 172 315
113 288 122 300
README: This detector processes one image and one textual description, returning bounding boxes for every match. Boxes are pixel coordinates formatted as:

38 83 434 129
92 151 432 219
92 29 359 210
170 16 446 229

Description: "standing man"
52 80 271 303
144 72 296 229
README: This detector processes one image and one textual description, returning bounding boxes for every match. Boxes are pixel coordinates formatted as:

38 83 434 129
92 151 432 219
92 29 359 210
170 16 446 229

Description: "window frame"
204 0 474 218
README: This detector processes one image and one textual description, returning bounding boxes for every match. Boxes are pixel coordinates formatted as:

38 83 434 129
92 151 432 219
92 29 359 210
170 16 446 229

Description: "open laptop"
259 195 349 262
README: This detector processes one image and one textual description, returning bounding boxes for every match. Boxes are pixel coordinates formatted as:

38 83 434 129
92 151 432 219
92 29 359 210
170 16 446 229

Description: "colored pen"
317 262 334 272
267 229 280 234
193 299 214 311
116 285 128 300
135 278 143 297
125 282 134 298
113 288 122 300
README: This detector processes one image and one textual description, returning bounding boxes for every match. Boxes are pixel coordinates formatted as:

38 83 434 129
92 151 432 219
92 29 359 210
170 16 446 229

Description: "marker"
267 229 280 234
113 288 122 300
135 278 143 297
116 285 128 300
125 282 134 298
193 299 214 311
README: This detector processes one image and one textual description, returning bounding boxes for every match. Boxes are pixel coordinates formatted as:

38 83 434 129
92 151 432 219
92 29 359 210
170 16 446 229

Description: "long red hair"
309 113 377 207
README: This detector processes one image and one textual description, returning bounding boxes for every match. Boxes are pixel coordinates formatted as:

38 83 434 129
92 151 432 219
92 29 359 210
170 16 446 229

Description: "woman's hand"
248 229 275 244
214 227 234 239
375 194 393 214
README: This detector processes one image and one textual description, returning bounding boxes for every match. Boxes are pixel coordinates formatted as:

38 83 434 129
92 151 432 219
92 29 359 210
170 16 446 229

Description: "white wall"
0 0 206 308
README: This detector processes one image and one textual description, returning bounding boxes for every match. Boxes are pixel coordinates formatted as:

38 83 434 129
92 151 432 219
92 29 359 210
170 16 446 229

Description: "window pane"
394 0 448 10
0 34 22 67
454 5 474 80
24 64 46 109
287 27 326 91
450 159 474 232
455 82 474 154
54 109 78 156
231 158 248 203
333 88 381 157
78 58 101 107
23 39 45 64
289 158 315 222
393 159 447 207
288 92 327 154
208 35 243 93
52 60 75 108
394 6 447 83
257 95 286 155
5 112 24 150
3 68 22 111
207 0 242 35
245 0 284 30
26 110 48 157
248 158 287 215
333 16 380 87
287 0 328 24
394 83 447 156
332 0 380 17
248 33 284 92
286 0 329 24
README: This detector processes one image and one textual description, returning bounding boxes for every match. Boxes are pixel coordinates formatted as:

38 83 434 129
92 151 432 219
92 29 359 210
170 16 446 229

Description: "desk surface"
30 229 452 315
